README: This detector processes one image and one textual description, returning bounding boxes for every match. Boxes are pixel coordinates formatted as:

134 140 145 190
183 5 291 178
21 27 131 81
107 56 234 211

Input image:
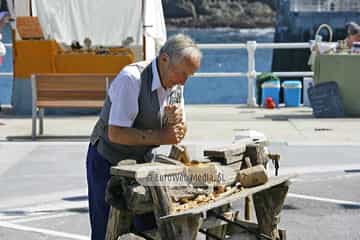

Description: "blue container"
261 80 280 107
282 80 302 107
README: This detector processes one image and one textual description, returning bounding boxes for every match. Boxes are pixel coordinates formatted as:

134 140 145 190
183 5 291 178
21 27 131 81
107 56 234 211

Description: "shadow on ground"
5 135 90 142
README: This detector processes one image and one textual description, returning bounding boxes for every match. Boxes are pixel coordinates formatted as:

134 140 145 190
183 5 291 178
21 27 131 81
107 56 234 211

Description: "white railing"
195 41 313 107
1 41 313 107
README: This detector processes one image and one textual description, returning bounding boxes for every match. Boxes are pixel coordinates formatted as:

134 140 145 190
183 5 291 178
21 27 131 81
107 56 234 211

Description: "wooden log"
105 207 133 240
244 144 268 167
252 181 290 239
148 172 202 240
204 144 247 165
206 206 233 240
236 165 269 188
125 184 153 214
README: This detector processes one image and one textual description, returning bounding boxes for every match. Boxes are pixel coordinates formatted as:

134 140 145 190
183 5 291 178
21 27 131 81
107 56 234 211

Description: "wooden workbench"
105 158 293 240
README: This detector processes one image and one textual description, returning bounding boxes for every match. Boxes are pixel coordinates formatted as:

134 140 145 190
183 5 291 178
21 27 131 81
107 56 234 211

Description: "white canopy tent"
8 0 166 60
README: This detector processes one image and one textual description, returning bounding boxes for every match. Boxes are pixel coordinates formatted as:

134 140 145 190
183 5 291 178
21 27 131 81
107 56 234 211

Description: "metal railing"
196 41 313 107
0 41 314 107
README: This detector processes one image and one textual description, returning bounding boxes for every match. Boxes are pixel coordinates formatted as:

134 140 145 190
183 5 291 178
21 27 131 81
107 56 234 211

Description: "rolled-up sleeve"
108 67 141 127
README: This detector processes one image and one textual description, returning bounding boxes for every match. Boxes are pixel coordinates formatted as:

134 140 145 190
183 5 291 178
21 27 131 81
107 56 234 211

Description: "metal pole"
246 41 257 107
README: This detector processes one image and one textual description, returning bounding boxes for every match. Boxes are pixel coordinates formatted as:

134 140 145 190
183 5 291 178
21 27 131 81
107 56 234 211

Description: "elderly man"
345 21 360 48
86 34 202 240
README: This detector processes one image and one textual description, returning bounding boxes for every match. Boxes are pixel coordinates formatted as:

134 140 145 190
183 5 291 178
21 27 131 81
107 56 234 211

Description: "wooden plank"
204 143 247 159
37 100 104 108
208 154 244 165
160 174 296 220
155 154 184 166
38 91 106 100
110 162 184 179
226 160 243 171
36 75 113 90
35 73 117 78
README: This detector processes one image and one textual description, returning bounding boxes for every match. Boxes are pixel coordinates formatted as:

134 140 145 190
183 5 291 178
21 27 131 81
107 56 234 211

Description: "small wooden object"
204 144 246 165
237 165 269 188
169 145 191 164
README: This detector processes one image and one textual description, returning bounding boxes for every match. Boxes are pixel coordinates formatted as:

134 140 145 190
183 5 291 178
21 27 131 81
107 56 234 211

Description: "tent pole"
29 0 32 16
142 0 146 60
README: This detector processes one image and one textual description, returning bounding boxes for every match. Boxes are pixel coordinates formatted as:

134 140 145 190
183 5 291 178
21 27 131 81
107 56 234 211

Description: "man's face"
348 33 360 47
161 54 201 89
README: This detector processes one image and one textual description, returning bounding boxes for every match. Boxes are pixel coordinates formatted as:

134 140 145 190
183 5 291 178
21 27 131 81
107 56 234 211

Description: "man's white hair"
159 34 202 65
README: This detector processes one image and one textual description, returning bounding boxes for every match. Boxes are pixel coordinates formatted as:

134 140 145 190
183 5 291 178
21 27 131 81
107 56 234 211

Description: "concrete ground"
0 105 360 240
1 105 360 145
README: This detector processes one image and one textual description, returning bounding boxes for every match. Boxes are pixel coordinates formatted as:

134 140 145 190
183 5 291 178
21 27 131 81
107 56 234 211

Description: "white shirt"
108 59 185 127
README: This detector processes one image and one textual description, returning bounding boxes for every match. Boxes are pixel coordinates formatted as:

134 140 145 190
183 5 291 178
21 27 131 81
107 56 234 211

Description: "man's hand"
161 122 186 144
164 104 183 126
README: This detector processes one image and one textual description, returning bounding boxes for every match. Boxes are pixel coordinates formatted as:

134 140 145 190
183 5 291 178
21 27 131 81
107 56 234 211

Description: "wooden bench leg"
253 181 290 239
105 206 133 240
206 205 233 240
148 172 202 240
39 108 44 135
32 107 37 140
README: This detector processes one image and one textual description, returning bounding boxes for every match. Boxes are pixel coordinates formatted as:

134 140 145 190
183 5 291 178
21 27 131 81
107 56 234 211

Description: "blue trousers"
86 143 111 240
86 143 156 240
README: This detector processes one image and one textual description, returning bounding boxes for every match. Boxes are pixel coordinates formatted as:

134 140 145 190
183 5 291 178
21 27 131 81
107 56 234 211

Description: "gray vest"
90 61 161 165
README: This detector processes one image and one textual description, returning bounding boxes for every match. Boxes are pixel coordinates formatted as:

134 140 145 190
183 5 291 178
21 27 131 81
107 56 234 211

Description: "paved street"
0 106 360 239
0 142 359 240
